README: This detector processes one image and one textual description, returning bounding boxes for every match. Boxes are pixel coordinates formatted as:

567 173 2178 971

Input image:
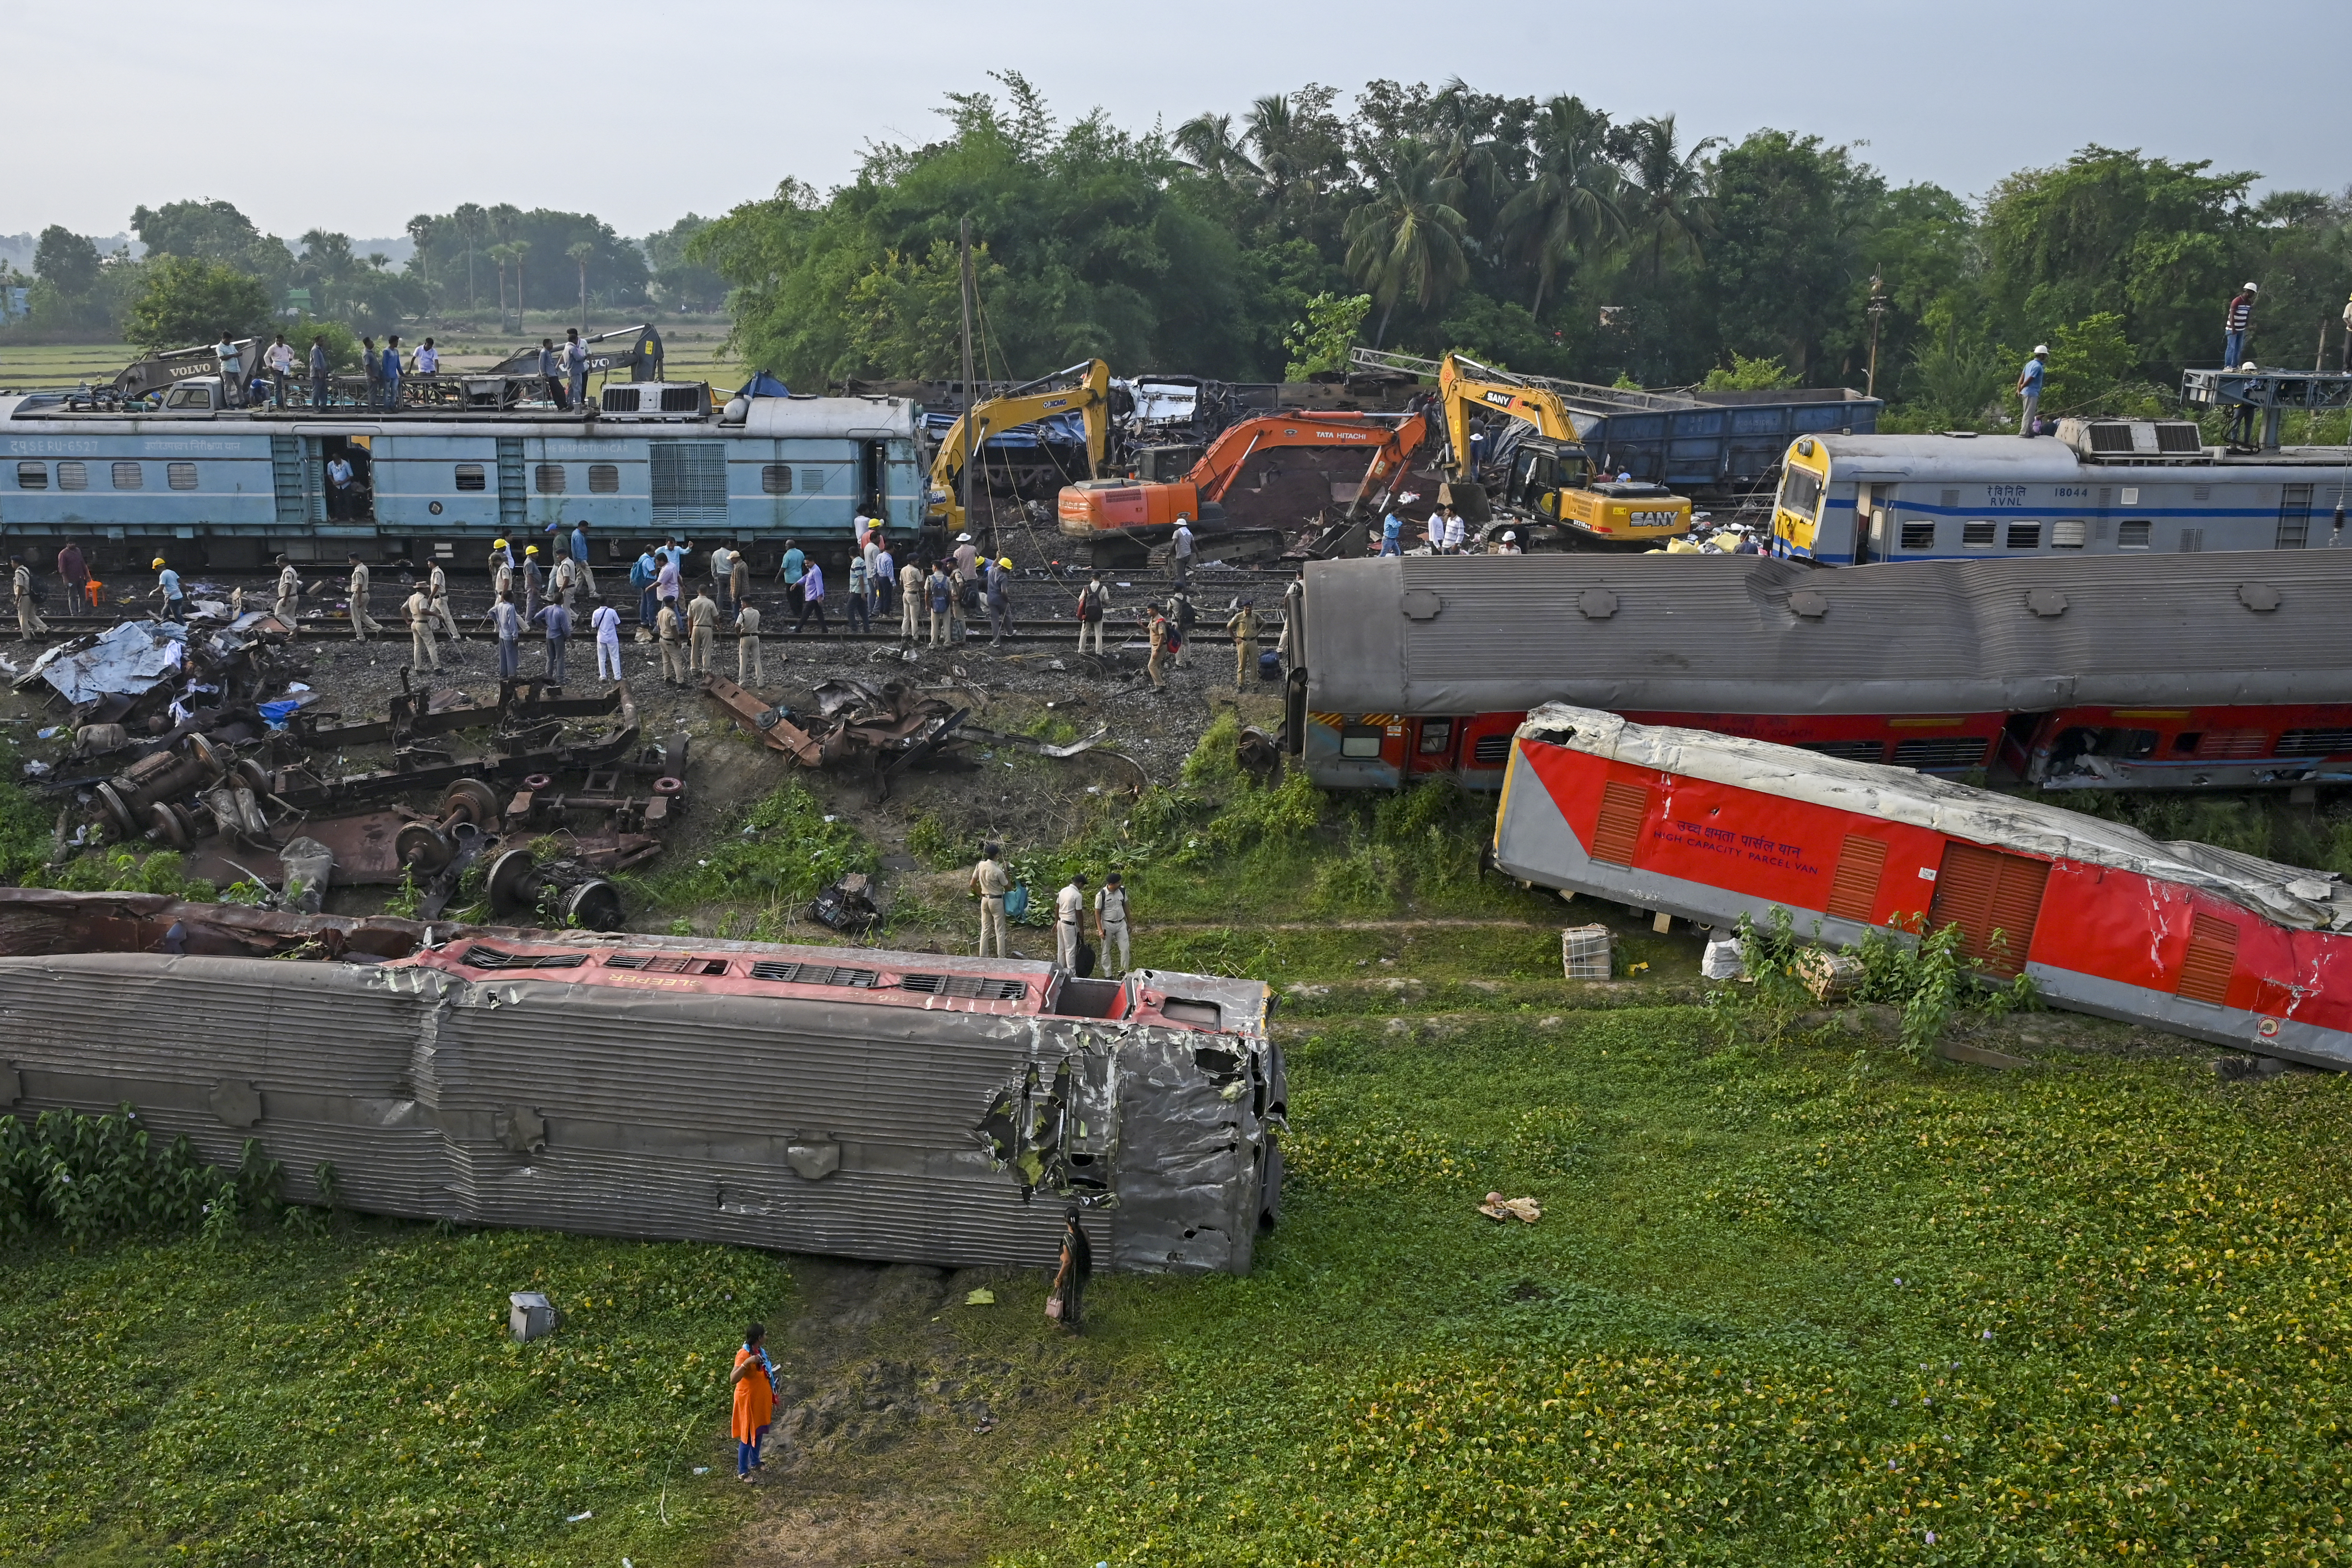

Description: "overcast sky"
11 0 2348 242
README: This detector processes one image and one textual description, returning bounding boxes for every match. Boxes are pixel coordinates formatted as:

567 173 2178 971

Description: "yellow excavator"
1437 353 1693 545
926 358 1114 539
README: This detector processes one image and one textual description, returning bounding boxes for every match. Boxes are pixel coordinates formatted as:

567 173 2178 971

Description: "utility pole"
1865 271 1888 400
958 217 980 553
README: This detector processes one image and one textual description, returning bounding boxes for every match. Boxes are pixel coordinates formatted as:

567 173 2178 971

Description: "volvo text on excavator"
1056 408 1434 565
1437 353 1692 546
926 359 1114 543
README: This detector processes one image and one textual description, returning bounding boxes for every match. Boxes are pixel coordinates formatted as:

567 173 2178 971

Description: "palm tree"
1498 96 1627 315
1617 114 1722 283
450 203 486 310
405 213 434 300
508 238 531 329
1173 112 1259 183
1342 139 1470 347
568 240 595 330
488 243 513 330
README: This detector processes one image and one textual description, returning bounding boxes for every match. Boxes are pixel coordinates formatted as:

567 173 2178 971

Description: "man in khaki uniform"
346 553 381 641
1146 604 1170 690
403 586 439 671
686 588 718 674
552 552 579 610
735 601 764 685
11 557 47 641
656 600 688 685
1093 871 1133 973
1227 599 1260 693
969 842 1011 957
427 562 463 641
1055 872 1089 971
730 551 750 617
898 559 924 642
274 557 302 631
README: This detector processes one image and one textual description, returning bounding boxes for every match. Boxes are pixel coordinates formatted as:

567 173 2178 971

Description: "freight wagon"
1770 418 2352 565
0 383 926 576
1492 705 2352 1067
1286 552 2352 793
0 891 1285 1274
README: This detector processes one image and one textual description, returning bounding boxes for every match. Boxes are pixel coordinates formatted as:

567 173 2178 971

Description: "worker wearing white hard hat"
1496 529 1522 556
2225 282 2258 369
2018 345 2050 438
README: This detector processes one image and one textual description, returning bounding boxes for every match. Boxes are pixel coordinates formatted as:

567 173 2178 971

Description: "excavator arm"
926 358 1112 534
1188 411 1426 505
1437 352 1581 475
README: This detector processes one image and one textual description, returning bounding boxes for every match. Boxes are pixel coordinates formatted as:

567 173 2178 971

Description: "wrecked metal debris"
0 889 1285 1274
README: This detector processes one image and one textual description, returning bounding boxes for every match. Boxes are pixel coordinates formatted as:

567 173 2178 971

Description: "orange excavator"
1057 409 1434 564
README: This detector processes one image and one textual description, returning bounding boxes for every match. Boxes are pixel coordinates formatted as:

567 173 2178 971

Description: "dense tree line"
694 73 2352 424
12 199 711 353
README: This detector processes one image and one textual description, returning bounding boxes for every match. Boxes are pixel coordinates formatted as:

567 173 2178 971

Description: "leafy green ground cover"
0 1221 789 1565
1006 1015 2352 1566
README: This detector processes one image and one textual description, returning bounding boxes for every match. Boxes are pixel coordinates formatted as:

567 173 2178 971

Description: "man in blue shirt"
309 336 330 408
631 546 659 633
1380 512 1403 556
539 339 569 411
778 540 806 616
535 599 573 686
380 336 402 411
492 590 523 680
154 557 186 622
2017 345 2048 437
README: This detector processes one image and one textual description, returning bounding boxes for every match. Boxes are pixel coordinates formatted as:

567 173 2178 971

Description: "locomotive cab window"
1779 466 1824 518
1339 726 1384 759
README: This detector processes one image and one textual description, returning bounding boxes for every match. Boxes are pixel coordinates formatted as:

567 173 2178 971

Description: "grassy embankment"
7 725 2352 1563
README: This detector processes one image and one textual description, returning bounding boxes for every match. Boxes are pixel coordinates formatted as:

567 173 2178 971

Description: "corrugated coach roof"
1301 551 2352 716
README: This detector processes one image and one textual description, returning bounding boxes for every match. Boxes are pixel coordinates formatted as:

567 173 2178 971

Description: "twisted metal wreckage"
21 610 679 924
0 889 1285 1273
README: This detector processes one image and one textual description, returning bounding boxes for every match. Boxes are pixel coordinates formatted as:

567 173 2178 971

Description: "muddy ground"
2 560 1295 938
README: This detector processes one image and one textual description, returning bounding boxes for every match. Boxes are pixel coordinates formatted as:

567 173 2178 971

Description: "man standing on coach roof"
564 327 589 412
308 334 330 408
380 335 402 412
2017 346 2048 437
539 338 568 411
2224 282 2258 369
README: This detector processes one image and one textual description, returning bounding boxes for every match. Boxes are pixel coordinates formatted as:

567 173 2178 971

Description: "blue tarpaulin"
736 371 792 398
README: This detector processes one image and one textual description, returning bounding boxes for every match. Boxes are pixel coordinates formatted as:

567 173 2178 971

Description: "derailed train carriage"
0 892 1284 1273
1493 705 2352 1068
1285 551 2352 793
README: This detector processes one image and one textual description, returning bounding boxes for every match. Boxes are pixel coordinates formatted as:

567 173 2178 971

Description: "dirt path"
727 1258 1113 1567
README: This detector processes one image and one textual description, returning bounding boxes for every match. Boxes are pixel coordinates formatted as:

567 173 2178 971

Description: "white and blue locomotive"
0 378 926 575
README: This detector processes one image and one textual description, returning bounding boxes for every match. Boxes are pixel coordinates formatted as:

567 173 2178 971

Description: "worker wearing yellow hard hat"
151 557 166 569
493 537 510 549
524 544 539 555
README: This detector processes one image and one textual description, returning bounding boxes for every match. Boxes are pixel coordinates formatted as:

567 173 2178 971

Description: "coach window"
2006 521 2041 549
2052 519 2086 549
454 463 486 491
14 462 44 490
57 462 87 491
1339 726 1384 759
167 462 198 491
535 464 566 494
1899 519 1936 550
111 461 143 490
2117 519 2152 549
1961 520 1996 548
1418 718 1454 755
761 463 793 494
588 463 619 493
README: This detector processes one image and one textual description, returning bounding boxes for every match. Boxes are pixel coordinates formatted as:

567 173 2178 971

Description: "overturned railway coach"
1492 705 2352 1068
1770 419 2352 566
0 892 1284 1274
1287 552 2352 792
0 388 927 575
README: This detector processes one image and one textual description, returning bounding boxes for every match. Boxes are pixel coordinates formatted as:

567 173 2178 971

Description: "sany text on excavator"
1057 409 1434 562
1437 353 1693 545
926 359 1114 540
